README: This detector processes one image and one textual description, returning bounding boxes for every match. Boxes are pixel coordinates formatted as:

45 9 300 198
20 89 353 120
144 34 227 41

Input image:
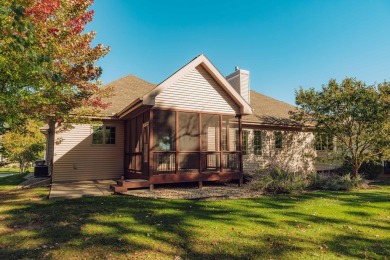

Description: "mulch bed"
120 181 262 200
17 173 51 189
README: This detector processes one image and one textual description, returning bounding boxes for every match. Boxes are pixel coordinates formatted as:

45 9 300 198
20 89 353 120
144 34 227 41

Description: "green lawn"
0 167 34 175
0 167 20 175
0 178 389 259
0 172 29 191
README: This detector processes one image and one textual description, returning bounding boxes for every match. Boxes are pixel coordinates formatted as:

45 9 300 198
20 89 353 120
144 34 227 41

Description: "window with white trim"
92 126 116 144
254 130 262 155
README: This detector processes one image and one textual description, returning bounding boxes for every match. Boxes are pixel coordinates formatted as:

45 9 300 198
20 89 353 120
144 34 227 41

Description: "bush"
250 167 308 194
308 173 364 191
359 160 383 180
336 158 383 180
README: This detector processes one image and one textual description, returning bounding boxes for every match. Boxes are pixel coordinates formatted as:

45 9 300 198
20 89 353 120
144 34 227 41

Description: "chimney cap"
235 66 240 71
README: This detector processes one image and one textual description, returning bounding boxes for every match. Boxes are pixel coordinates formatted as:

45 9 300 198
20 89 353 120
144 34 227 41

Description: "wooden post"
199 113 202 174
239 115 243 187
149 184 154 191
220 114 223 173
124 121 129 178
149 109 154 177
175 111 178 174
198 181 203 189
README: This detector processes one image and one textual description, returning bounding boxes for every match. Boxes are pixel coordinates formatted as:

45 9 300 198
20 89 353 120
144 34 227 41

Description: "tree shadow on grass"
0 183 389 259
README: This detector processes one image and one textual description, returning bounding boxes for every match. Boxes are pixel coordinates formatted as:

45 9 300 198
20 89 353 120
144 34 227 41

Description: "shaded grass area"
0 181 389 259
0 167 20 174
0 173 28 191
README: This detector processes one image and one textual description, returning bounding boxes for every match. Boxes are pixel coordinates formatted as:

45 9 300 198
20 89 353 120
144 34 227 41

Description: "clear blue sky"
86 0 390 105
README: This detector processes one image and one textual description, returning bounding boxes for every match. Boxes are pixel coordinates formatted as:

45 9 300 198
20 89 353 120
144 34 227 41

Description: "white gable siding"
155 65 240 114
53 121 124 182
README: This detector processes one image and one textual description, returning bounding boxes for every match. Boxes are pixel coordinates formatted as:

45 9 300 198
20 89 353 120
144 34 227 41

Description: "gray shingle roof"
243 90 300 126
99 74 156 116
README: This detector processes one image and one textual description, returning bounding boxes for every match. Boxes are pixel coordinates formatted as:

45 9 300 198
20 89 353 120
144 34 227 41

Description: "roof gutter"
241 120 313 130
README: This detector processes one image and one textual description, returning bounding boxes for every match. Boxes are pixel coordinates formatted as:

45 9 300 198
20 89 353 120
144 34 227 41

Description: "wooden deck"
110 172 243 192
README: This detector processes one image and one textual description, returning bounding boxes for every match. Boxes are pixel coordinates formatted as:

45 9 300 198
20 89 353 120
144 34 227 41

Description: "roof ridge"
250 89 296 108
102 73 156 88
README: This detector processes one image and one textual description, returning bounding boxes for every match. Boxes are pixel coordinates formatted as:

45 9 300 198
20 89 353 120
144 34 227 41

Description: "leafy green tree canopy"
1 119 45 173
291 78 390 178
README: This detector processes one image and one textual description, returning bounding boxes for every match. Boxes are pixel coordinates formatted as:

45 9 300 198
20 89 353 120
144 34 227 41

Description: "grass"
0 177 389 259
0 172 29 191
0 167 34 175
0 167 20 175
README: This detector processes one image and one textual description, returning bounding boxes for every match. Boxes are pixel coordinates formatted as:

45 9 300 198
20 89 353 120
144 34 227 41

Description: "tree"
291 78 390 178
0 0 110 129
1 120 45 173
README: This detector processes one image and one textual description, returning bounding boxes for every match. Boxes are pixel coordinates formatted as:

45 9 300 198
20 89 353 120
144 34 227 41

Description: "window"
275 131 282 149
242 130 249 155
315 134 333 151
254 130 262 155
92 126 115 144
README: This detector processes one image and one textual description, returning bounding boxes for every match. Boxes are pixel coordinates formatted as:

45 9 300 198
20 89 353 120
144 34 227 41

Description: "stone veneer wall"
242 127 316 174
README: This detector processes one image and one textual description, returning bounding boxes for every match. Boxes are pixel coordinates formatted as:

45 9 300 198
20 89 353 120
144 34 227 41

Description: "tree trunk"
19 161 24 174
352 164 359 179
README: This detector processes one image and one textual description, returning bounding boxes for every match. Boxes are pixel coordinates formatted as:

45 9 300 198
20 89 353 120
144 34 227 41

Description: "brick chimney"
226 67 250 104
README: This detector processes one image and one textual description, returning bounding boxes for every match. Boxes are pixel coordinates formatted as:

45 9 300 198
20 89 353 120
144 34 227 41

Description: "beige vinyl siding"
53 121 124 182
226 69 250 104
240 72 250 104
155 65 240 114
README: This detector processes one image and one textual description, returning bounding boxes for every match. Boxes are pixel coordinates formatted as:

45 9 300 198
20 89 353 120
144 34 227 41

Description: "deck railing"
222 152 241 171
153 152 175 173
201 152 220 172
150 151 240 174
128 152 142 173
178 152 199 173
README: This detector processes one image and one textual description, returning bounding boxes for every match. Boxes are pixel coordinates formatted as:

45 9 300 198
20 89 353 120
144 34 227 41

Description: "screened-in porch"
124 108 243 185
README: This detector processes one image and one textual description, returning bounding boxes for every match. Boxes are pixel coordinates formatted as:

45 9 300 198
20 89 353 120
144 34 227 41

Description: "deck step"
110 184 127 193
111 179 150 192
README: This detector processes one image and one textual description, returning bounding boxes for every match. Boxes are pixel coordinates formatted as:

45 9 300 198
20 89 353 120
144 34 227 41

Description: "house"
46 54 332 191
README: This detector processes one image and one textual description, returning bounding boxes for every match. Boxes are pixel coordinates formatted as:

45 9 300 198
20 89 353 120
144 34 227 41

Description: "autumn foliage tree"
292 78 390 178
0 0 110 129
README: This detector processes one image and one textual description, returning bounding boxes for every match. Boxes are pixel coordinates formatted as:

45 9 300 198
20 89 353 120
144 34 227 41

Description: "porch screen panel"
178 112 199 151
201 114 220 151
200 114 221 172
221 115 240 171
136 114 143 152
153 110 176 151
222 116 239 151
130 118 136 152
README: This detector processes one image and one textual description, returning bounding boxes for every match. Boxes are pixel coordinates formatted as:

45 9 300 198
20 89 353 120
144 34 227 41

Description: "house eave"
242 120 313 131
